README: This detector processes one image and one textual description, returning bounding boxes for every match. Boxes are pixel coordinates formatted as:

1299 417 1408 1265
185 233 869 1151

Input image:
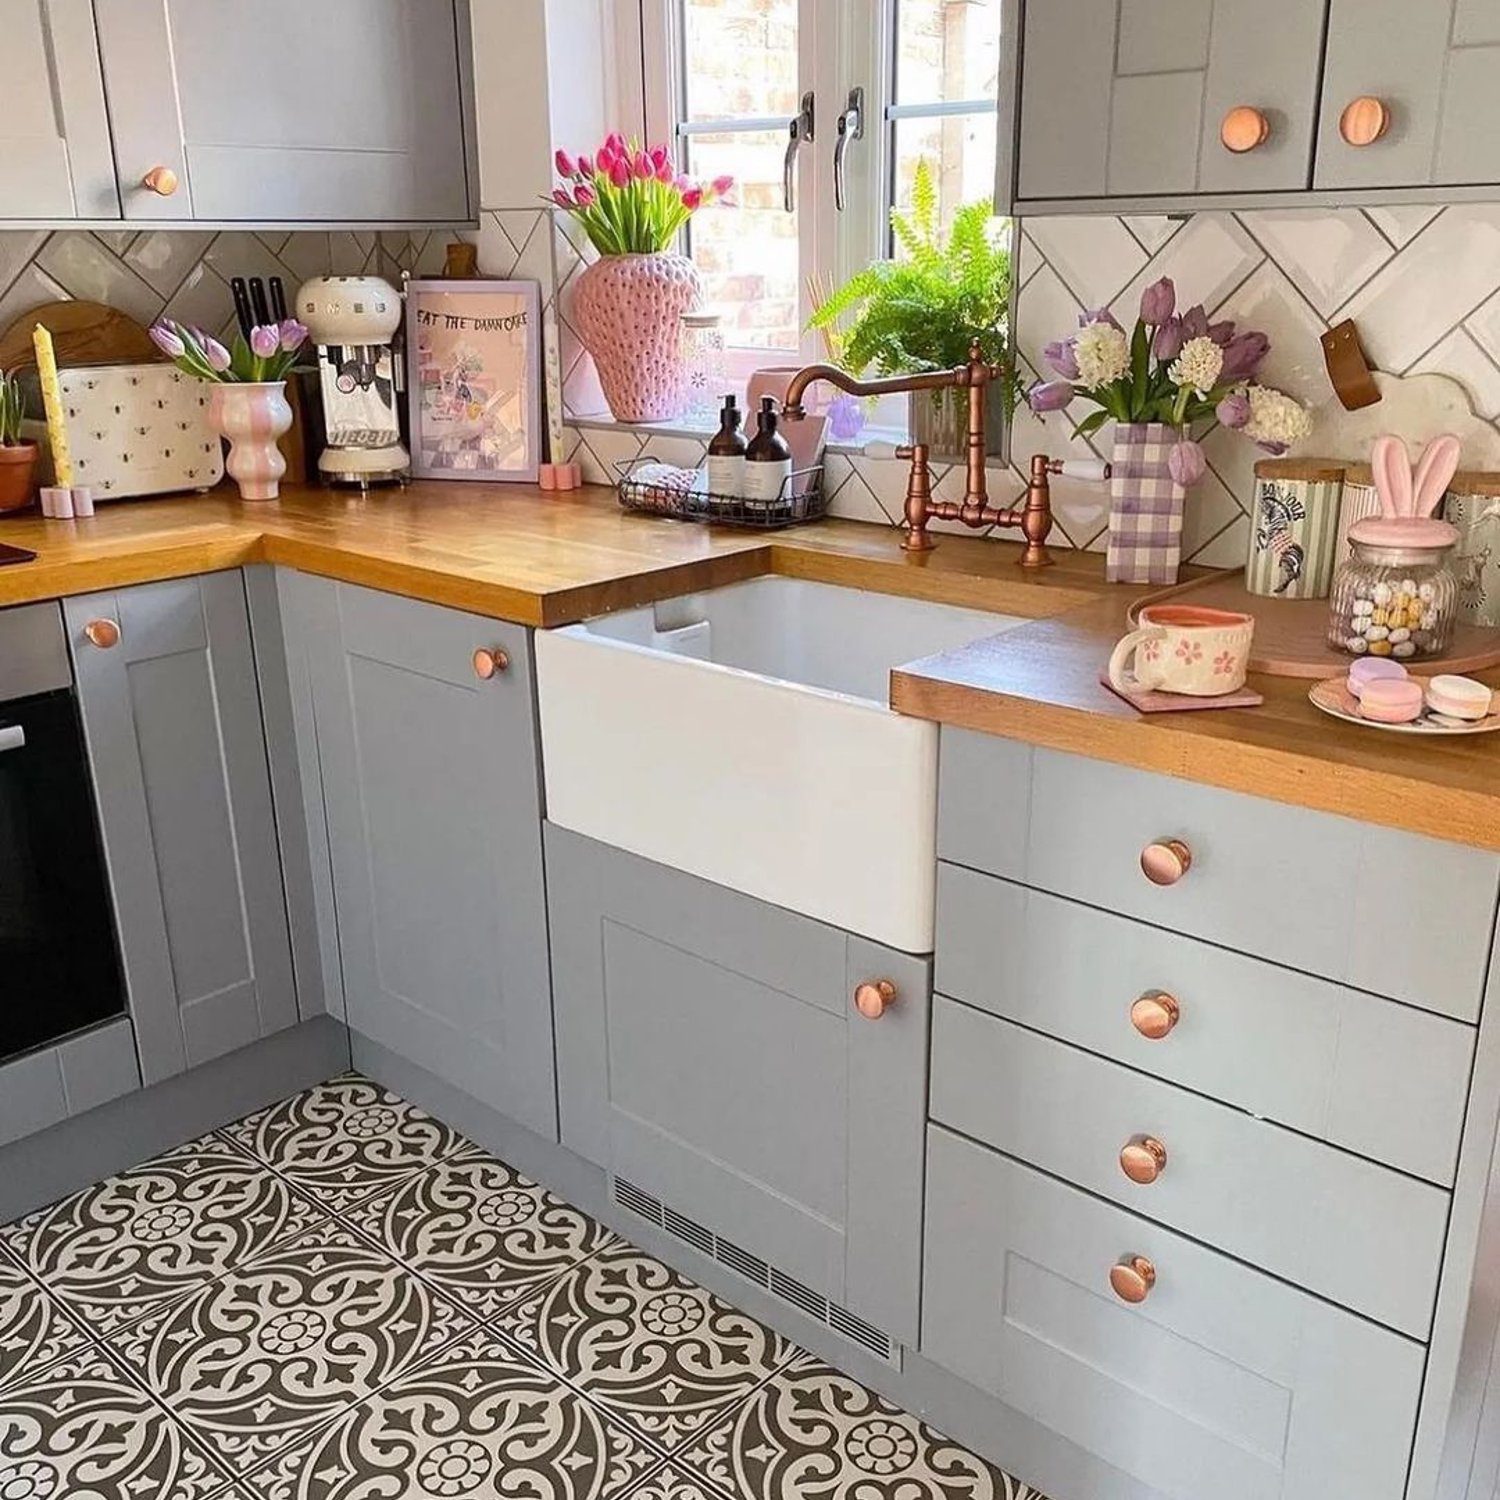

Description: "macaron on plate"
1309 664 1500 735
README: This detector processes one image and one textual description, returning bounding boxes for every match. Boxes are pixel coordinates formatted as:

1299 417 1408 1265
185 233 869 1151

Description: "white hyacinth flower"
1073 320 1130 388
1167 335 1224 396
1243 384 1313 448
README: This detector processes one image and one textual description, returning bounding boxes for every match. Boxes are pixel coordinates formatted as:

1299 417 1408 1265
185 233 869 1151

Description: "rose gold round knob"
854 980 896 1020
1110 1255 1157 1304
1220 106 1270 153
83 618 120 649
472 647 510 679
1120 1135 1168 1185
1130 990 1180 1040
1339 96 1391 147
141 165 179 196
1141 839 1192 886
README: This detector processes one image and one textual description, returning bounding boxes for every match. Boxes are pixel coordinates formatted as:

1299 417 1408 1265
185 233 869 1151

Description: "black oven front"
0 603 125 1065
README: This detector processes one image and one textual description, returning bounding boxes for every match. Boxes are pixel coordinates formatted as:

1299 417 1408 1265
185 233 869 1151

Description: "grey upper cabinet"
304 579 555 1140
1012 0 1326 204
64 574 298 1085
0 0 118 219
78 0 474 224
1316 0 1500 191
548 826 931 1347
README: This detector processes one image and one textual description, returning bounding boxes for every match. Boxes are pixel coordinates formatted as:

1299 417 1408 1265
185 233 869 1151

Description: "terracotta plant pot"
0 442 39 512
208 382 293 501
572 252 702 423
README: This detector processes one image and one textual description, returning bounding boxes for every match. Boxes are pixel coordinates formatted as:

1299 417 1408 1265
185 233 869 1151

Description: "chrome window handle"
783 90 815 213
834 86 864 212
0 725 24 754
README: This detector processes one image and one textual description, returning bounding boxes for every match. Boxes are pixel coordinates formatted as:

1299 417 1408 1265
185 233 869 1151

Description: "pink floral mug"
1108 604 1256 696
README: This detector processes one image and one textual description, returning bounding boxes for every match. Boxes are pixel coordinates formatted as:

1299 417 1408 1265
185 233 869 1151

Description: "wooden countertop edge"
890 670 1500 851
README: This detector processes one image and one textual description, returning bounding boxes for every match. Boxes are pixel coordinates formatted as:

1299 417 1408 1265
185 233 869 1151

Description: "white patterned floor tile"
0 1255 91 1393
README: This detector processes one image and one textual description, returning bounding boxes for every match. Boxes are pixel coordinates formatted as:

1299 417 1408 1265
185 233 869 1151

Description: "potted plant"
1027 278 1312 584
147 317 308 500
550 138 733 423
808 160 1019 458
0 369 39 512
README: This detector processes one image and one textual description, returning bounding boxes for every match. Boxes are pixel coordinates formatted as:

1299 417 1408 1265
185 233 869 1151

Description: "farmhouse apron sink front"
534 577 1021 953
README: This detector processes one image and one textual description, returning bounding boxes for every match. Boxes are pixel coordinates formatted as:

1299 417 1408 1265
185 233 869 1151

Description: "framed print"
406 278 542 482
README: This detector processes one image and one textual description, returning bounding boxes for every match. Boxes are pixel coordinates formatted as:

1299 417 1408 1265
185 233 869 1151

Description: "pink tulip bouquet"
148 317 308 384
549 136 733 255
1028 277 1311 485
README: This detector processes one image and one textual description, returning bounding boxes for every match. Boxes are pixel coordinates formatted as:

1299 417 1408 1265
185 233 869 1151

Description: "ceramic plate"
1308 675 1500 735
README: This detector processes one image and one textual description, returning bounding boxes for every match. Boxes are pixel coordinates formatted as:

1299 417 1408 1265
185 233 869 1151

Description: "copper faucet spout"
781 361 965 420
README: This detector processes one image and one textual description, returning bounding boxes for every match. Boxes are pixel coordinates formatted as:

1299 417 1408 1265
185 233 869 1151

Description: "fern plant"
808 160 1017 408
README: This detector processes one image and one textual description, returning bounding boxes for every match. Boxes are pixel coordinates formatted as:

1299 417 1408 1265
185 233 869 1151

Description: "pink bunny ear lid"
1371 434 1414 518
1411 432 1462 518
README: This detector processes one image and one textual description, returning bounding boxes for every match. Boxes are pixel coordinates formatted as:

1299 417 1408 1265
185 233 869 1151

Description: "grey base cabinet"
0 1018 139 1150
65 575 297 1085
547 825 930 1345
301 578 555 1140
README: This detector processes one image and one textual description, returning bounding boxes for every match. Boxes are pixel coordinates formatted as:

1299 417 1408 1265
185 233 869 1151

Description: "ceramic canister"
1443 471 1500 626
1335 461 1380 563
1246 458 1346 598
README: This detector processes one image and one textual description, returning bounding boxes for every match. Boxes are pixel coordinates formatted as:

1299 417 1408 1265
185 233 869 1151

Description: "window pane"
895 0 1001 105
681 0 798 122
891 112 998 241
685 130 800 352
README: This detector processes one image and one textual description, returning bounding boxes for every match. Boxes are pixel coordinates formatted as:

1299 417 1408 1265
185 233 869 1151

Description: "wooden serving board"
1129 569 1500 679
0 300 161 371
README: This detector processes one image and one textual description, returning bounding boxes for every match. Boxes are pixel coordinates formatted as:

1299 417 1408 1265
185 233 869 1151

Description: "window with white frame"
635 0 1004 376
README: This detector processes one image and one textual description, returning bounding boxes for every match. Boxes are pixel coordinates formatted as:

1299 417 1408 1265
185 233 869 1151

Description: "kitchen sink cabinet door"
91 0 474 223
1 0 118 219
1013 0 1325 204
547 826 930 1346
64 575 298 1085
306 580 555 1139
1316 0 1500 190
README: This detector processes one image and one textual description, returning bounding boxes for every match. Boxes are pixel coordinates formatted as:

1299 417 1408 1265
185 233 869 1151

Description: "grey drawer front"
936 862 1474 1185
923 1126 1424 1500
0 1019 140 1148
937 730 1499 1020
930 998 1448 1338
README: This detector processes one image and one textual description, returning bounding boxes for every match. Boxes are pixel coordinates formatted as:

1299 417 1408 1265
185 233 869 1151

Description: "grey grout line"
1327 203 1449 327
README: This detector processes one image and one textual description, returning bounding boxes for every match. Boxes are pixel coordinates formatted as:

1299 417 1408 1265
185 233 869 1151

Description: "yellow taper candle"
32 322 73 487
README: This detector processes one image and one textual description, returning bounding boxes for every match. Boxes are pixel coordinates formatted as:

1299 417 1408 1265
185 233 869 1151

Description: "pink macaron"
1425 674 1494 721
1347 657 1409 699
1358 677 1426 723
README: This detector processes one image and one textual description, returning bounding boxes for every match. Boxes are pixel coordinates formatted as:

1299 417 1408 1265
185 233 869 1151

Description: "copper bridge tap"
782 340 1107 564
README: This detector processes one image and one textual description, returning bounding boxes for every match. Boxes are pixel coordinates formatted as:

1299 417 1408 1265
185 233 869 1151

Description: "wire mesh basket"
615 456 827 530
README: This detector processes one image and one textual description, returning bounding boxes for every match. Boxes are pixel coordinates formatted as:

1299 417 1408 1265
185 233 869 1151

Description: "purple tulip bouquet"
1028 277 1311 486
148 317 309 384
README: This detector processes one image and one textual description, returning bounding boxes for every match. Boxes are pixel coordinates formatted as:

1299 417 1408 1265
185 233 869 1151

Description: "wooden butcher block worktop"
3 479 1498 850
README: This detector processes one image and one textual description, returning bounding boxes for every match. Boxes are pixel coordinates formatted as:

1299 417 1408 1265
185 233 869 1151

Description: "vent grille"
611 1176 898 1365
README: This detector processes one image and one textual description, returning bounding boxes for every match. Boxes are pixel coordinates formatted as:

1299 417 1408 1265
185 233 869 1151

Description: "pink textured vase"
208 381 293 501
572 253 702 423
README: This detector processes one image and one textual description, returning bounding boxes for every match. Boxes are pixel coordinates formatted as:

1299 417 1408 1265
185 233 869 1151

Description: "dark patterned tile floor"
0 1073 1045 1500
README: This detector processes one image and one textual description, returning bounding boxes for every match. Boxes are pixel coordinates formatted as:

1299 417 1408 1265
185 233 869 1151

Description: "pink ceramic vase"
208 381 293 501
572 252 702 423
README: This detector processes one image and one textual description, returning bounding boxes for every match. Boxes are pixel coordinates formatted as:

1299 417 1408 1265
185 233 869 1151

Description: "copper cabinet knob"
472 647 510 679
854 980 896 1020
1220 106 1271 153
83 618 121 649
1140 839 1192 885
1130 990 1180 1040
1339 96 1391 147
141 165 179 195
1120 1135 1168 1184
1110 1255 1157 1304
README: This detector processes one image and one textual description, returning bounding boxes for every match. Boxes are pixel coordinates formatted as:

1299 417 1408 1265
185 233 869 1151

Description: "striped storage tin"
1247 458 1346 598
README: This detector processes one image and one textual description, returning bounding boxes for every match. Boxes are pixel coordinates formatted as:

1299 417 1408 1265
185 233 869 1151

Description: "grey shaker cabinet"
64 575 298 1085
89 0 474 224
1012 0 1327 202
547 825 930 1347
1315 0 1500 191
303 579 555 1140
0 0 118 219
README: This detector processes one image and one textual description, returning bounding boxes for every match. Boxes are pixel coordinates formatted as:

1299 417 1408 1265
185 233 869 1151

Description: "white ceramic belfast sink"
534 577 1022 952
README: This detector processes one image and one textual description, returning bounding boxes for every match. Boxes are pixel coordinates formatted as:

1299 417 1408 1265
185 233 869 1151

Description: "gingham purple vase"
1106 421 1186 585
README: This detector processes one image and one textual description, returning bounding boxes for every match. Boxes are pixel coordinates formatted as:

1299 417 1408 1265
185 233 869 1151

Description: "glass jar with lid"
1327 514 1461 659
679 310 726 424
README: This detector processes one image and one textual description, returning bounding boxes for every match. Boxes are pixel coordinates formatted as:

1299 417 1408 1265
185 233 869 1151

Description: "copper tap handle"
1110 1255 1157 1304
